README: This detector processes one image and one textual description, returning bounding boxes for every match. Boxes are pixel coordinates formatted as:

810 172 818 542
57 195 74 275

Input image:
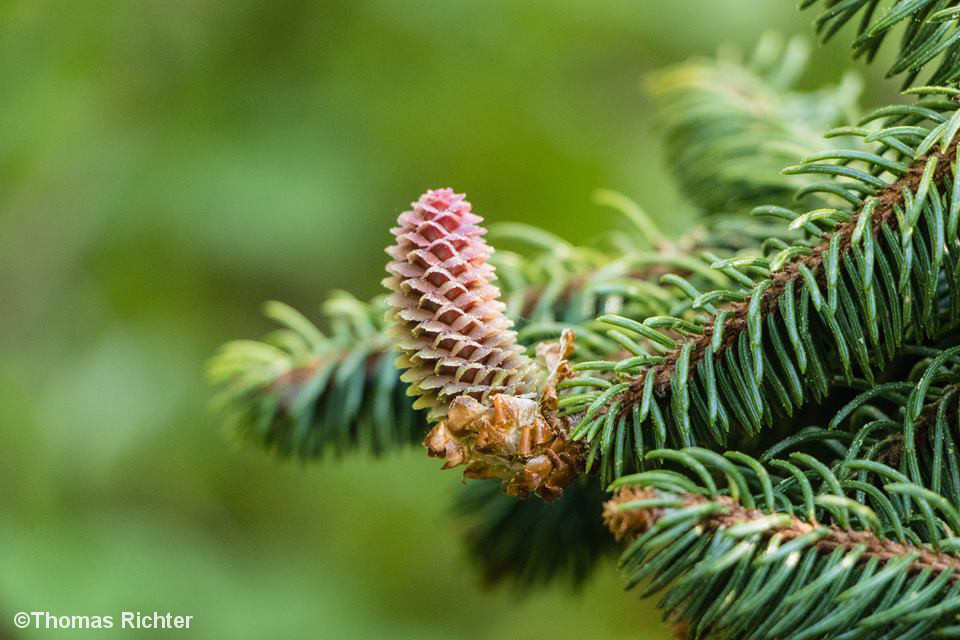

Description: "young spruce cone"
384 188 537 419
384 188 583 499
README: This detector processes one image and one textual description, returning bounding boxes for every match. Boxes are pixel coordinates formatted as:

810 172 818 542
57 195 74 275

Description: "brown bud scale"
419 323 585 500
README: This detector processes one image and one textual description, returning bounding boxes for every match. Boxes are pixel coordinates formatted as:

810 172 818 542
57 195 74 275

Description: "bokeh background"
0 2 898 638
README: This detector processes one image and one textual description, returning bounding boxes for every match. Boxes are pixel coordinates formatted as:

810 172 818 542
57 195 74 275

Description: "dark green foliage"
566 89 960 485
610 448 960 638
801 0 960 87
207 294 426 458
489 201 790 347
455 478 614 588
813 341 960 504
651 32 861 213
488 212 693 357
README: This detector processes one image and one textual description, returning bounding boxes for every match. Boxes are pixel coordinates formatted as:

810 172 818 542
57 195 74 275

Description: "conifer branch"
207 294 425 458
565 90 960 484
651 32 861 213
456 478 614 587
653 122 959 391
819 342 960 503
606 488 960 576
802 0 960 88
604 448 960 638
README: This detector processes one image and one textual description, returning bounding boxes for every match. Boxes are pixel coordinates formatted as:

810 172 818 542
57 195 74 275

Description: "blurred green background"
0 1 897 638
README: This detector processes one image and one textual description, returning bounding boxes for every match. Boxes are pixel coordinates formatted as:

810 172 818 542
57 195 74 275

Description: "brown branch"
644 135 960 396
604 487 960 577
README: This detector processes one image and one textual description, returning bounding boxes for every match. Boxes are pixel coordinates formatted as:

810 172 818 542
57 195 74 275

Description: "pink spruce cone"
384 188 583 500
383 188 538 422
